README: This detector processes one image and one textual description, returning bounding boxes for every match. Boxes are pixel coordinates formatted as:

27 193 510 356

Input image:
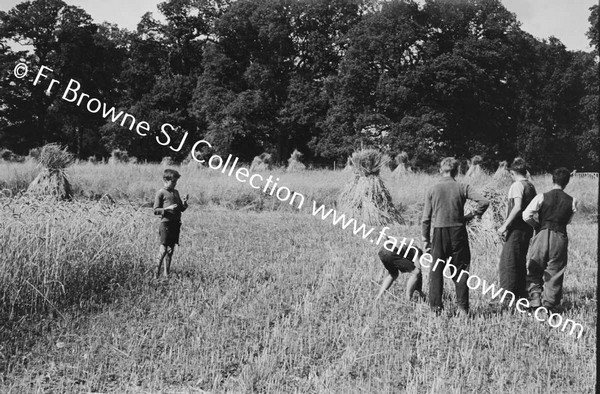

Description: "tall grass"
1 162 596 222
0 162 596 392
0 206 595 392
0 196 148 321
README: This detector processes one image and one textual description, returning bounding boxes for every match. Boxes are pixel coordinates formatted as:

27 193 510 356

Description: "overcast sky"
0 0 596 52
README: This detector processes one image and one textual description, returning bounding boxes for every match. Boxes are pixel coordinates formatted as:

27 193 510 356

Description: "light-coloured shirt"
507 181 525 200
522 192 577 225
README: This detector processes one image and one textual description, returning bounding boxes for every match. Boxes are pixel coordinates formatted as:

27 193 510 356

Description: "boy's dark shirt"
422 177 489 242
153 188 187 223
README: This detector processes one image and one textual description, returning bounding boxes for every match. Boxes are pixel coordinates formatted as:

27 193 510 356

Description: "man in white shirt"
522 168 577 312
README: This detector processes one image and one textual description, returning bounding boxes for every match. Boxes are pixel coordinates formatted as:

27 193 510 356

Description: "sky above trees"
1 0 596 51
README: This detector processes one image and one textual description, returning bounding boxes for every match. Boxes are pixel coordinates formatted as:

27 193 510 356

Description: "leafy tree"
588 4 598 52
0 0 125 157
104 0 226 161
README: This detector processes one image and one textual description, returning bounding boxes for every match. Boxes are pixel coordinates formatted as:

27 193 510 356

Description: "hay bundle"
465 176 510 249
337 149 404 226
465 155 485 178
108 149 129 165
250 153 272 172
342 156 353 172
493 160 510 181
26 143 74 200
181 151 203 168
287 149 306 172
161 156 177 166
392 151 412 179
186 158 206 168
28 148 41 160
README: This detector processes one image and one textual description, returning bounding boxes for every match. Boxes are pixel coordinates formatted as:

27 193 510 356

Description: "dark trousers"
526 229 568 308
429 226 470 311
498 227 533 299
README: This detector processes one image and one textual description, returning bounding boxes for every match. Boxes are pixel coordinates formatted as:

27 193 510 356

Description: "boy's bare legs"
406 267 423 300
164 245 175 277
407 254 424 300
375 274 398 301
156 245 168 279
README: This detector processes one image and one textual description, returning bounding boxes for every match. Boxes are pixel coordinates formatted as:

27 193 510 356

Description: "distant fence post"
572 172 599 179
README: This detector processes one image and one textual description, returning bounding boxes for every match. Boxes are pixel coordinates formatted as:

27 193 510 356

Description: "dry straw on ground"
337 149 404 226
26 143 74 200
287 149 306 172
250 153 273 172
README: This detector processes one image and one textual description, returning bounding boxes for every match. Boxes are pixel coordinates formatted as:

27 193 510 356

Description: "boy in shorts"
375 240 424 301
153 169 188 279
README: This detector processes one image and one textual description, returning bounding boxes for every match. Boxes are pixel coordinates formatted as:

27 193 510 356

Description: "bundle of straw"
465 155 486 178
250 153 272 172
108 149 129 165
337 149 404 226
37 143 74 170
27 148 41 160
161 156 176 166
493 160 509 180
392 151 412 179
27 143 74 200
465 175 512 250
287 149 306 172
342 156 353 172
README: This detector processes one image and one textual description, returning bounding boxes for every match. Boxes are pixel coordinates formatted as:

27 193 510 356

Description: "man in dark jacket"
422 157 490 315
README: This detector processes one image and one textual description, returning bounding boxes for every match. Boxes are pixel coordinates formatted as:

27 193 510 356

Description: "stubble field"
0 161 597 393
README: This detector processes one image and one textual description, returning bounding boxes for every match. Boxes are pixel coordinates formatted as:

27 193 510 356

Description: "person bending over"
375 239 424 301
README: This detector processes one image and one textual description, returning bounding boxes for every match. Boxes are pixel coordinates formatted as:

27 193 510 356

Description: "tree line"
0 0 598 171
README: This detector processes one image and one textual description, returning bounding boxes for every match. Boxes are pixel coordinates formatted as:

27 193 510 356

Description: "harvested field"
0 162 597 393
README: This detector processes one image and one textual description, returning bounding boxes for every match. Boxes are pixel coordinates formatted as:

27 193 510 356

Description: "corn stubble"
0 163 596 393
